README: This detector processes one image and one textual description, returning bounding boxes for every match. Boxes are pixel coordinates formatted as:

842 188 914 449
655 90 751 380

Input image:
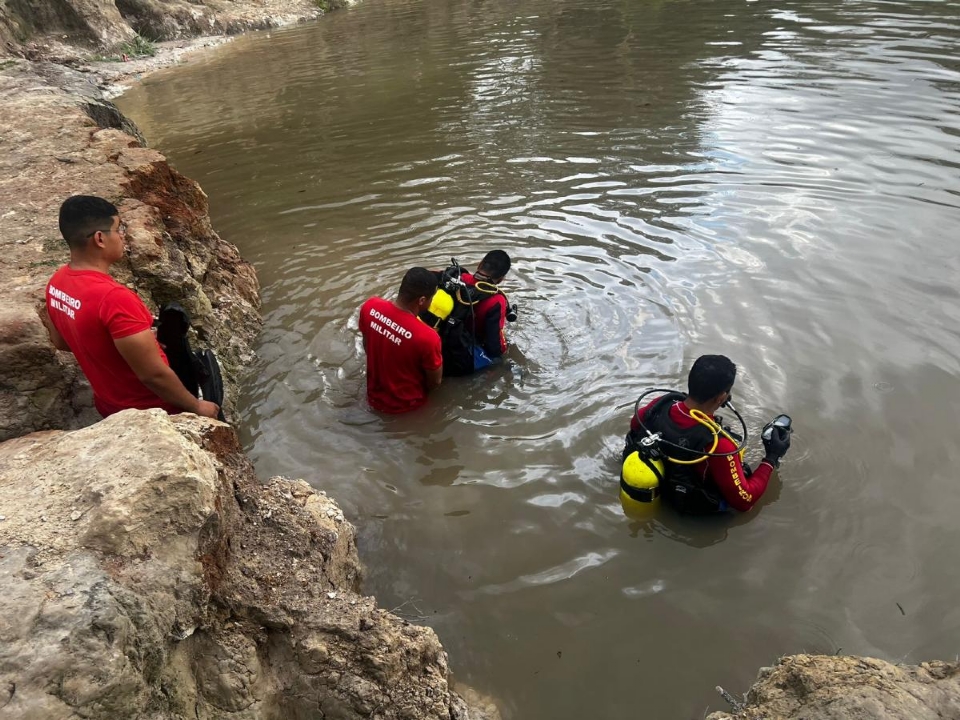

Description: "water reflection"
118 0 960 717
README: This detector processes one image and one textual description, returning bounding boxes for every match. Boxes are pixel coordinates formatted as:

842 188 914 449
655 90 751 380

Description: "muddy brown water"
118 0 960 716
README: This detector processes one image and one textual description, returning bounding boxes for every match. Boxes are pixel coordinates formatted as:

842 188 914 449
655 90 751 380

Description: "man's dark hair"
687 354 737 403
58 195 118 250
398 267 438 303
478 250 511 280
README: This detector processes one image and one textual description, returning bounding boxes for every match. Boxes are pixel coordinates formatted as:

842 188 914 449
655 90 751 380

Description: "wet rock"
707 653 960 720
0 410 498 719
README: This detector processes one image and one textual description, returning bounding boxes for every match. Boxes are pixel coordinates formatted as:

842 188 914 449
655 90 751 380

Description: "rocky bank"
0 411 494 719
708 654 960 720
0 0 349 57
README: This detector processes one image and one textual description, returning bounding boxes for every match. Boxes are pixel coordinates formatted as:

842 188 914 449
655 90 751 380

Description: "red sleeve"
481 295 508 356
707 437 773 512
629 398 659 433
100 287 154 339
421 330 443 372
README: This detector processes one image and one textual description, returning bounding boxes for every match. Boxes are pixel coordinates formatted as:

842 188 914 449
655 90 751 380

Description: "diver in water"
421 251 517 376
621 354 792 514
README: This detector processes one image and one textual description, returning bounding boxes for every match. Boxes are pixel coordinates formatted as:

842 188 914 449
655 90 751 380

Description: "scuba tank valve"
639 432 662 458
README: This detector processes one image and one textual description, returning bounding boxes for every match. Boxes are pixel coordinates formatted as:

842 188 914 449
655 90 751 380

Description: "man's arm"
422 333 443 392
40 306 72 352
114 330 219 418
424 365 442 392
707 440 773 512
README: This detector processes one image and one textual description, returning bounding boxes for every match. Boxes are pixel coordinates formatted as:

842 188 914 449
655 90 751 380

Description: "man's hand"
196 399 221 419
762 426 791 467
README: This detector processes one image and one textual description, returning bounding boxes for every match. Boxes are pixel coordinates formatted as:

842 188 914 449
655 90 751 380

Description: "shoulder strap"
634 392 684 434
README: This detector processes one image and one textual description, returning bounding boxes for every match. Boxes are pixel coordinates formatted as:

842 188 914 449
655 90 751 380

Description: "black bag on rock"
154 303 225 420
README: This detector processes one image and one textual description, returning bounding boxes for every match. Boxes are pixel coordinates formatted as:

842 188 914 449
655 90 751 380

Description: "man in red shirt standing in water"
360 267 443 413
626 355 791 514
42 195 220 420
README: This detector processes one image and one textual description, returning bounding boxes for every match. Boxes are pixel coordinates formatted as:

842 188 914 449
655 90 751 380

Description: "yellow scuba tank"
619 450 662 517
422 288 455 328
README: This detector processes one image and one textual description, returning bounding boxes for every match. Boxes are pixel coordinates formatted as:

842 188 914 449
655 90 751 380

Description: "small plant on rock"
94 34 157 62
119 34 157 58
315 0 351 11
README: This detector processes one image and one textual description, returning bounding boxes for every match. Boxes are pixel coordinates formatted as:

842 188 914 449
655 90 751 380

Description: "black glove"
762 425 791 467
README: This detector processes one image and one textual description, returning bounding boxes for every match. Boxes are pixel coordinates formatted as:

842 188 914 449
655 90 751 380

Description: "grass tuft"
94 34 157 62
120 34 157 58
314 0 350 11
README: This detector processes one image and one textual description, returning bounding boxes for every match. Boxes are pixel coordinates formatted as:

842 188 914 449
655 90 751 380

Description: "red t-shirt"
359 297 443 414
631 399 773 512
46 266 180 417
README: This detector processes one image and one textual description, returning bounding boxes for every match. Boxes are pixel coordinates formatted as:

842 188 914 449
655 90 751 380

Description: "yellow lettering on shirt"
728 454 752 502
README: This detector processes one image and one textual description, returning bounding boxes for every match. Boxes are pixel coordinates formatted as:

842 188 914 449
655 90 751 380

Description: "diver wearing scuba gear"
624 355 791 514
421 251 513 375
463 250 512 360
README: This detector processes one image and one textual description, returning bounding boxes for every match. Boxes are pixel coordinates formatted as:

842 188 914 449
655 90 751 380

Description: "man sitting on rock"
42 195 220 419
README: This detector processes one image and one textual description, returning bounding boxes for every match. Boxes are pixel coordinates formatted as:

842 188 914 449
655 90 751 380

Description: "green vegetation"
314 0 349 11
0 60 18 71
121 34 157 57
94 34 157 62
117 34 157 57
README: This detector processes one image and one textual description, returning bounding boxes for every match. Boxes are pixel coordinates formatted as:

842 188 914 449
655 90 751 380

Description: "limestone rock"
0 0 349 56
708 654 960 720
0 410 496 719
0 0 134 52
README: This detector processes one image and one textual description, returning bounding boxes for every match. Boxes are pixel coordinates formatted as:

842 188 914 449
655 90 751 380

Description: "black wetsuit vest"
624 392 725 515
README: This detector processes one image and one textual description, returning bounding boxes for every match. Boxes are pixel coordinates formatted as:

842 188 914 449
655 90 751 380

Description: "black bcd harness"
625 391 728 515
